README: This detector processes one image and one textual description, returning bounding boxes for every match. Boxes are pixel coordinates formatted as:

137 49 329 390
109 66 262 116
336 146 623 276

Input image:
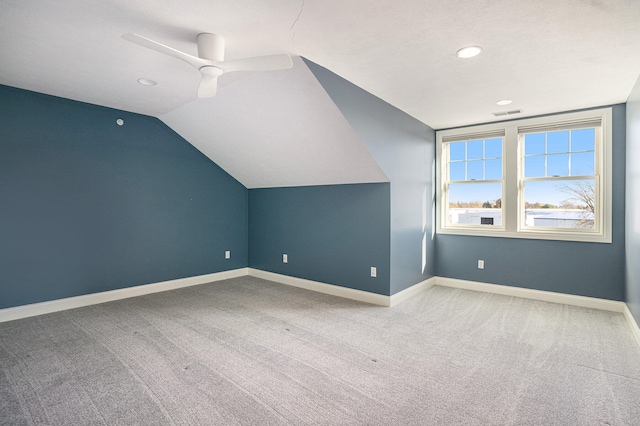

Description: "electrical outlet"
478 260 484 269
283 254 288 263
371 267 377 278
225 250 230 259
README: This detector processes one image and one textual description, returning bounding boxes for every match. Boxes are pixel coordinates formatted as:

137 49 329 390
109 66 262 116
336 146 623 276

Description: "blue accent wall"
304 59 436 295
249 184 391 295
626 77 640 322
435 104 626 301
0 85 248 309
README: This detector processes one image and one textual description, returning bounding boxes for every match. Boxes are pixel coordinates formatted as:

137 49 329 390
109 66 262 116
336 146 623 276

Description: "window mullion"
544 133 548 177
504 127 519 233
568 131 572 176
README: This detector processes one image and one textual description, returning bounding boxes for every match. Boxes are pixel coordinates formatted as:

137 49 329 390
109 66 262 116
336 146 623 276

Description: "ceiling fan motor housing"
197 33 224 61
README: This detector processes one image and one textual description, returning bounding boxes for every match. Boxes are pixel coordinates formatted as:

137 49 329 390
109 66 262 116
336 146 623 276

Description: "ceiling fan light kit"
199 66 224 77
122 32 292 98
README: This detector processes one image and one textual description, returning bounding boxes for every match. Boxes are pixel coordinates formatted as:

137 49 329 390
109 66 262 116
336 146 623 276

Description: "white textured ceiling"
1 0 639 186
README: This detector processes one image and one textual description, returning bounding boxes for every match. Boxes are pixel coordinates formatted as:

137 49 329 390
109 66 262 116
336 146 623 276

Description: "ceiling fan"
122 33 293 98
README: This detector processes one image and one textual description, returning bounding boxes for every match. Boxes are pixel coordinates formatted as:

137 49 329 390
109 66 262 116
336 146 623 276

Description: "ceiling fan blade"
122 33 210 69
197 75 218 98
218 54 293 73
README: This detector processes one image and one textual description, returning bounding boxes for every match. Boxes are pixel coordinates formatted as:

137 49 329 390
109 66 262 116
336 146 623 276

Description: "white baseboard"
248 269 437 308
248 269 392 306
0 268 249 323
390 277 437 307
623 304 640 349
435 277 640 351
435 277 626 313
0 268 435 322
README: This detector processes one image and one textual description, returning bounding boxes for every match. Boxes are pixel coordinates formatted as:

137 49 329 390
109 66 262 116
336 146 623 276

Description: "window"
443 133 504 228
436 108 612 243
520 124 598 233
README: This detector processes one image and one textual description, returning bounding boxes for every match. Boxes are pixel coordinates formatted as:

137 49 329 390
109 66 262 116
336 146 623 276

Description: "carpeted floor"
1 276 639 425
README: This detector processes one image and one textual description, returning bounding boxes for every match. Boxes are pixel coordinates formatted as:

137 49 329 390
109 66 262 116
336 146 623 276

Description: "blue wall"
626 77 640 322
436 104 626 301
0 85 248 309
2 78 633 310
304 59 436 294
249 184 391 295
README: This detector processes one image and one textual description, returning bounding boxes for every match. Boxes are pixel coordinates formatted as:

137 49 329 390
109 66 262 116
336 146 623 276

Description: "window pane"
547 131 569 153
547 154 569 176
450 142 465 161
467 160 483 180
525 133 545 155
485 138 502 159
485 159 502 180
571 128 595 152
523 179 595 230
467 140 482 160
570 152 594 176
525 155 545 178
450 162 465 181
448 183 502 226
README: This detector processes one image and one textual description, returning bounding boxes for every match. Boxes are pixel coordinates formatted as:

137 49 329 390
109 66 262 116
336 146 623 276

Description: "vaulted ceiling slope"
160 57 388 188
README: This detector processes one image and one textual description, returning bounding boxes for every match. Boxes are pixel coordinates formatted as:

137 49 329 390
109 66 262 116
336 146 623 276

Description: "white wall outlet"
478 260 485 269
371 267 377 278
283 254 288 263
225 250 230 259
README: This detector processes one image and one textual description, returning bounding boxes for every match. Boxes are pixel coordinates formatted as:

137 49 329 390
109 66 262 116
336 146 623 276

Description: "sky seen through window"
448 129 595 207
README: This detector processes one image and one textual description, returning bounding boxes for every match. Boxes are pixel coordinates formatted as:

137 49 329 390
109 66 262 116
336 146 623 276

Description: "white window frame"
441 131 506 230
436 108 612 243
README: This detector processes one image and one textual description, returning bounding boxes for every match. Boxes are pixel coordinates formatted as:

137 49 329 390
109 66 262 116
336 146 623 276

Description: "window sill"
436 226 611 243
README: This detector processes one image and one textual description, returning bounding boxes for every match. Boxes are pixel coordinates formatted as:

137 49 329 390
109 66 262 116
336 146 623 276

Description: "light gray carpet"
1 276 639 425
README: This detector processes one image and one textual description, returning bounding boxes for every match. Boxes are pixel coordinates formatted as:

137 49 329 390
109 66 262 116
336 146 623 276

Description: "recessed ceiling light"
456 46 482 59
496 99 513 106
137 78 157 86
